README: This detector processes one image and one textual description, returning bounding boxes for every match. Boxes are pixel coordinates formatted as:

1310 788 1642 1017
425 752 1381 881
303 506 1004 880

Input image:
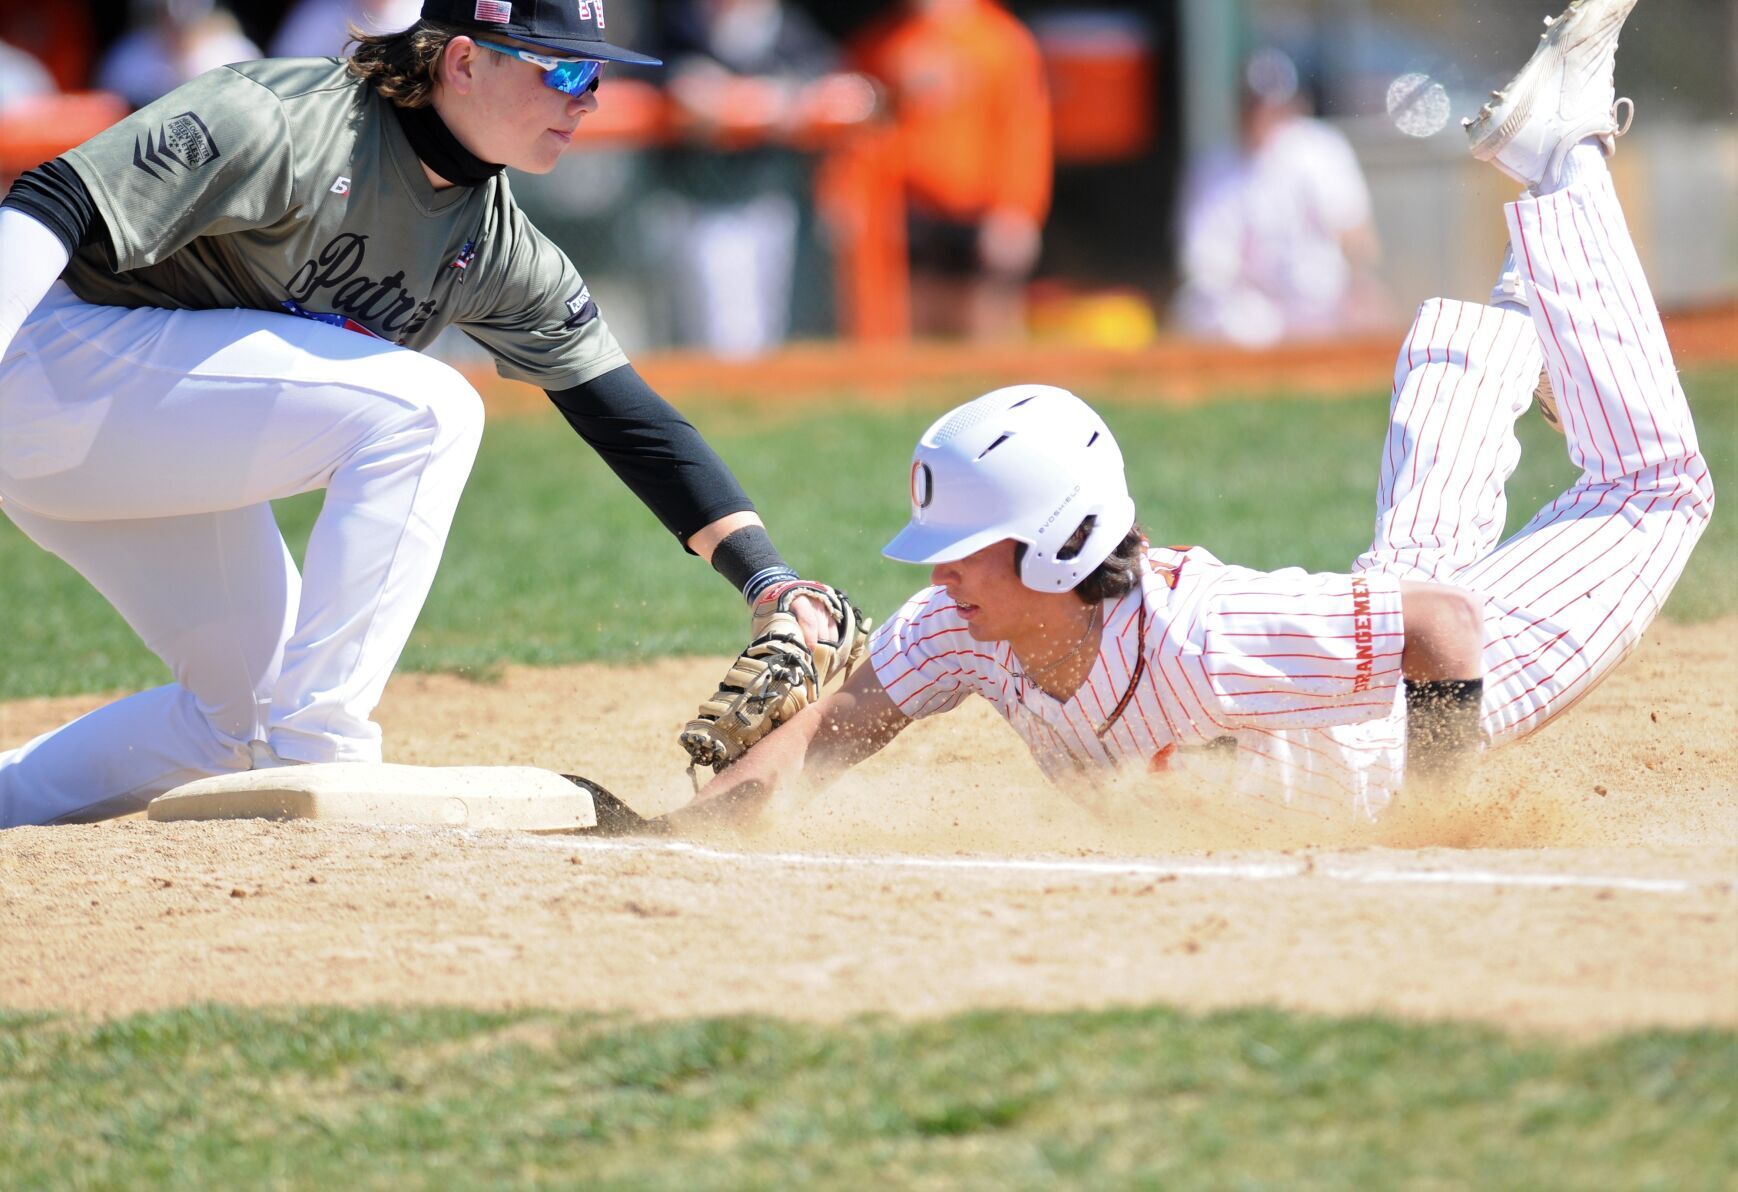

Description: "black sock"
1405 678 1484 784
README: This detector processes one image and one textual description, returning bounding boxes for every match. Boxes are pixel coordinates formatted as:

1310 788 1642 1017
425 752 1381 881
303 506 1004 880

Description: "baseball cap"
419 0 662 67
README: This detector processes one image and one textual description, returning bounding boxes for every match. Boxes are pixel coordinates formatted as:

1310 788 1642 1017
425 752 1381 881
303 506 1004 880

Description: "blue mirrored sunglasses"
473 39 604 97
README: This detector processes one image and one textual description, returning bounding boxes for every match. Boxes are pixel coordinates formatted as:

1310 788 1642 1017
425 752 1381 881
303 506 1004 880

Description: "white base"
147 763 598 832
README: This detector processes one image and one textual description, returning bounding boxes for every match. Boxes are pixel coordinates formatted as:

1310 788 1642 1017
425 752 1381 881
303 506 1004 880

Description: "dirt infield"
2 619 1733 1036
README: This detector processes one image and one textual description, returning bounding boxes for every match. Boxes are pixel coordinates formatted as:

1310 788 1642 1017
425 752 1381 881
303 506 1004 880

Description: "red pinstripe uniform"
871 173 1712 820
1356 171 1712 747
871 552 1410 819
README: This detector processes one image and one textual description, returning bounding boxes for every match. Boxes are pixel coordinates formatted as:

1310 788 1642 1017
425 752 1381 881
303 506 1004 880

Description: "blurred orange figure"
850 0 1053 341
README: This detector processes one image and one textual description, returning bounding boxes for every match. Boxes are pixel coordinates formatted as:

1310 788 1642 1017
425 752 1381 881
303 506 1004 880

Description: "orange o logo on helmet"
910 461 933 510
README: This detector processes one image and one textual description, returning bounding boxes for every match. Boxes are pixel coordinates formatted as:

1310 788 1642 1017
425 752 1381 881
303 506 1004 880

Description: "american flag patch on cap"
474 0 511 22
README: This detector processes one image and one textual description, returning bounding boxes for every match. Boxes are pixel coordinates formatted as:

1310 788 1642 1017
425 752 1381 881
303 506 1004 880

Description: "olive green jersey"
61 58 625 390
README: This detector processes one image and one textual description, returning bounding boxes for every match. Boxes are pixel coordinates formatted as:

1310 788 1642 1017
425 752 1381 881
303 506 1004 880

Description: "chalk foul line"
549 836 1734 898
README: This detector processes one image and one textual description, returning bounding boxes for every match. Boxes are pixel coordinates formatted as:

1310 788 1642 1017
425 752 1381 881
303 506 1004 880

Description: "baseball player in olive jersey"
692 0 1713 824
0 1 861 827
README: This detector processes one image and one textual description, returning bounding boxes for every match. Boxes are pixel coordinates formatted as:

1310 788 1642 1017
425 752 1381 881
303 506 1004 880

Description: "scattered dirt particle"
1 627 1732 1031
1594 785 1608 796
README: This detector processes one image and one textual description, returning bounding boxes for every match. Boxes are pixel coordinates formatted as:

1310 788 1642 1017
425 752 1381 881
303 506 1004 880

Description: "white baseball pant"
0 284 484 826
1355 169 1714 748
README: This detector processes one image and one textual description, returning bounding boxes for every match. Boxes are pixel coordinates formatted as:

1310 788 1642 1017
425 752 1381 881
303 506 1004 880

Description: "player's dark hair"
347 19 468 108
1012 519 1147 605
1075 522 1147 604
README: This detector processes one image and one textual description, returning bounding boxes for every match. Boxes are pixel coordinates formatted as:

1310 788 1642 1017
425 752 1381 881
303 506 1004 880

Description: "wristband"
709 524 797 603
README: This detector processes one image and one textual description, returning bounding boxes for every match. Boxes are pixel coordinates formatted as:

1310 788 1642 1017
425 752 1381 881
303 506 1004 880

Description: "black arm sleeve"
545 364 754 549
1 157 110 257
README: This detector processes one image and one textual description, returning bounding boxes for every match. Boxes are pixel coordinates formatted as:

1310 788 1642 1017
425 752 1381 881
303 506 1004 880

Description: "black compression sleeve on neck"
545 365 755 552
1404 678 1484 783
1 158 110 257
391 101 504 187
709 525 798 603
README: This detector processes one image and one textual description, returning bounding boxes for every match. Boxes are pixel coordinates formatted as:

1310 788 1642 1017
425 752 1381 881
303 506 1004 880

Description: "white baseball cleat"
1463 0 1638 188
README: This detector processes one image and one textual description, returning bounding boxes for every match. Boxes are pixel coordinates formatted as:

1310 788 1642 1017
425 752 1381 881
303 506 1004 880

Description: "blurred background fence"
2 0 1733 359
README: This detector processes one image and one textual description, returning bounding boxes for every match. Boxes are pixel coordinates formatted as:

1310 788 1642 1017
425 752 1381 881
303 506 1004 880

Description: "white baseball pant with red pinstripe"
1355 170 1714 747
868 169 1710 818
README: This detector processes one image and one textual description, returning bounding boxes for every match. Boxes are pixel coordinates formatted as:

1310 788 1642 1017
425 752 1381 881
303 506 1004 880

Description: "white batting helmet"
882 384 1138 592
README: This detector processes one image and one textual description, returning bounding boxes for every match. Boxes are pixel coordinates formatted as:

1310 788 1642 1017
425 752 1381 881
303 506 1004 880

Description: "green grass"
1 371 1732 699
4 381 1735 1187
1 1005 1732 1188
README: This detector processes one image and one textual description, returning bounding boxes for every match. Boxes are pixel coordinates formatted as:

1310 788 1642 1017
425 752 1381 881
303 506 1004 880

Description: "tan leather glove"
679 581 871 776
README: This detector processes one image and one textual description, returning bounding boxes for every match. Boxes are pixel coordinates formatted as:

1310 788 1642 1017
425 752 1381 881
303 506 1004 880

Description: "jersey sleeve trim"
497 344 632 391
1196 570 1407 731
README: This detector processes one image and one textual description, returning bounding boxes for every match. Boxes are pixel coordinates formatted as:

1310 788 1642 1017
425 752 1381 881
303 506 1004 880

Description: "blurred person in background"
0 5 96 95
849 0 1052 341
0 39 56 112
98 0 262 109
270 0 422 59
657 0 837 357
1173 49 1384 348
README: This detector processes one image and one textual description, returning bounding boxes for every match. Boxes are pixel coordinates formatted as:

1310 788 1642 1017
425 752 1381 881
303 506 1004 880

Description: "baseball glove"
679 581 872 777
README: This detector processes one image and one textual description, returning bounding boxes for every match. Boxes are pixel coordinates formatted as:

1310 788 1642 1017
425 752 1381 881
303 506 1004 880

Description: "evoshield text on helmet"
882 385 1137 592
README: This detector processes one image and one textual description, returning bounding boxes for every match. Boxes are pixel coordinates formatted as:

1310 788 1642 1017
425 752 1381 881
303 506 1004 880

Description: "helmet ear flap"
1013 517 1098 579
1017 492 1137 592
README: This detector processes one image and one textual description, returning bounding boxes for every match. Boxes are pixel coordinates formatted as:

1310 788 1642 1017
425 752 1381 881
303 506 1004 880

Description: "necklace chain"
1019 605 1101 681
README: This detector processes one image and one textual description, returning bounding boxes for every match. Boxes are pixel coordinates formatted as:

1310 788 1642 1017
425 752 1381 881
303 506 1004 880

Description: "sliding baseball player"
687 0 1714 823
0 1 866 827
